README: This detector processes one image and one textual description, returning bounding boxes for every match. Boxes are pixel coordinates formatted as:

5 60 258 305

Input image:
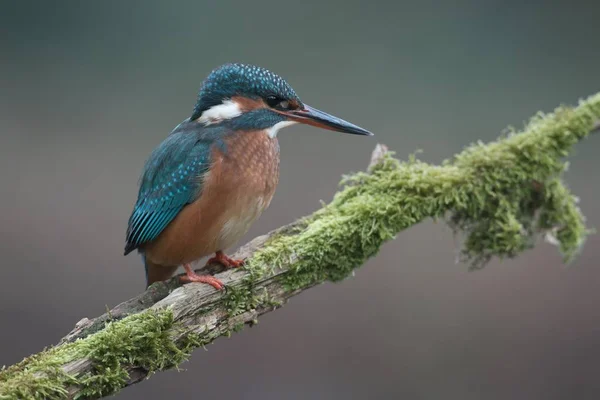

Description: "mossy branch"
1 93 599 399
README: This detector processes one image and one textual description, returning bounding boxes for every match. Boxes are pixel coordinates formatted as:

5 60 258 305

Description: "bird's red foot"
180 263 224 290
207 250 244 268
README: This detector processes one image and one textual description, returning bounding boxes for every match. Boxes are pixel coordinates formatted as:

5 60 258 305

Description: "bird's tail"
142 254 179 287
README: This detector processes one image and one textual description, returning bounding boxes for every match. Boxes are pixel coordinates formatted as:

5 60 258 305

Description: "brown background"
1 1 599 399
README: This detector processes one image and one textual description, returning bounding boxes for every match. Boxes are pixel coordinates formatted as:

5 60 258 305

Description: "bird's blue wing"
124 125 215 255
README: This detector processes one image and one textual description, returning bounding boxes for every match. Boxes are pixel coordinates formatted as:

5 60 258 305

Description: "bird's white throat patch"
197 99 242 125
267 120 297 138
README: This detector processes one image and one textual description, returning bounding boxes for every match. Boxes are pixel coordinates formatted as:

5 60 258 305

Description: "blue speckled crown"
191 63 302 120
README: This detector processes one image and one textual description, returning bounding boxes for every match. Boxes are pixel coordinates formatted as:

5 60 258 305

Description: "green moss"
238 93 600 293
2 93 598 399
0 310 205 399
255 288 283 309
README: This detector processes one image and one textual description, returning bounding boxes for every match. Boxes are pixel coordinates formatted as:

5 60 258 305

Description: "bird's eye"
266 95 292 110
266 95 281 108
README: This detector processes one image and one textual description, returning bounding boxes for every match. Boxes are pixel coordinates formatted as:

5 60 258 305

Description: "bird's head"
190 63 373 137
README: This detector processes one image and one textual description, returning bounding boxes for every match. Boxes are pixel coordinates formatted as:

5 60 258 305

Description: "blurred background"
1 1 599 399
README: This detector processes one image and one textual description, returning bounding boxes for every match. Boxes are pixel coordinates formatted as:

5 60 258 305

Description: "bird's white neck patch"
267 120 297 138
197 99 242 125
197 99 296 136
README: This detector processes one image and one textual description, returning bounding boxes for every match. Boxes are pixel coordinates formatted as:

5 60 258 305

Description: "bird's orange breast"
143 130 280 266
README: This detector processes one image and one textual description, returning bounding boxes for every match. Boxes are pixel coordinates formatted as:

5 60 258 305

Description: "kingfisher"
124 63 372 290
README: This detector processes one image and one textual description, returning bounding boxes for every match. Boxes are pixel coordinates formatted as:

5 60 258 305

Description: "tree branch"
1 93 599 399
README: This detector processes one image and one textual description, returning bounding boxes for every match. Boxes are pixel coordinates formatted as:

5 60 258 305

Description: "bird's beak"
286 104 373 136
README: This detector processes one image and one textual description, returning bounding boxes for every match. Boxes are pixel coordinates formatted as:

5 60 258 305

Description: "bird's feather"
124 120 222 255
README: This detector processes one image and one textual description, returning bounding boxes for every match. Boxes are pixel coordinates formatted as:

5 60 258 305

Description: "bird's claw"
207 251 245 268
180 272 225 291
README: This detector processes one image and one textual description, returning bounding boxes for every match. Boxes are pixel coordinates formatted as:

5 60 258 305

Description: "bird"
124 63 373 290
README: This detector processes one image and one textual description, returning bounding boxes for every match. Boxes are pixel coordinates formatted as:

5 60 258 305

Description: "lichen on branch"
1 93 598 400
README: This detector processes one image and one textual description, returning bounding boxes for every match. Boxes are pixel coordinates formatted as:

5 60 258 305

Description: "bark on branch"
1 93 599 400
